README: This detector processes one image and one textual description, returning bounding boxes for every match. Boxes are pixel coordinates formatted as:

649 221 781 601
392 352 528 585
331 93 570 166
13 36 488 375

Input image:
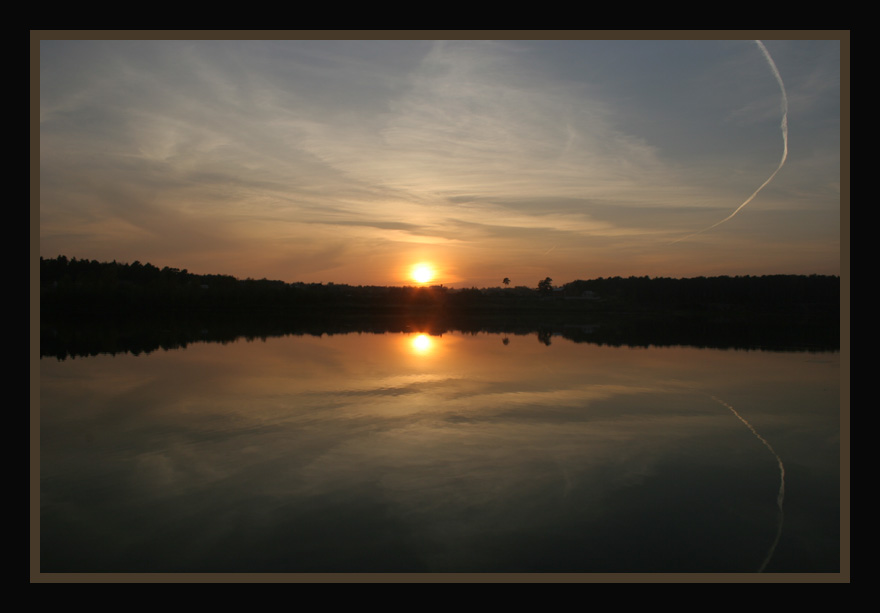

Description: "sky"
37 34 844 288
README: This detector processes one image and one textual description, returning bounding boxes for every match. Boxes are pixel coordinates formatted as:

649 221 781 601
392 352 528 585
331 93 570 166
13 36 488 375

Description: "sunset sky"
37 34 844 288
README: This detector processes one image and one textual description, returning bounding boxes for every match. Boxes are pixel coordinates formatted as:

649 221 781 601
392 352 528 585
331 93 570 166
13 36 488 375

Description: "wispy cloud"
670 41 790 244
38 38 842 284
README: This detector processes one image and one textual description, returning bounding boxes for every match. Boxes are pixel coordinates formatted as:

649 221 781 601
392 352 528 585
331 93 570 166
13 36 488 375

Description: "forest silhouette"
39 256 840 359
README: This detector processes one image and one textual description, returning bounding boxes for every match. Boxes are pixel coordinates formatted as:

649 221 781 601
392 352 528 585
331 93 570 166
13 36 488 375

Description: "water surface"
40 331 840 573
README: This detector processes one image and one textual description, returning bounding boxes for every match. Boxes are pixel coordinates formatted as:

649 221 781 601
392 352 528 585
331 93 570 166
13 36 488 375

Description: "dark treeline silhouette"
562 275 840 313
39 255 492 318
38 256 840 358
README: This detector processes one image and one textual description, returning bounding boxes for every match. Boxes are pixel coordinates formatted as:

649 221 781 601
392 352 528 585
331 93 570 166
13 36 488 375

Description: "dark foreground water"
39 331 840 574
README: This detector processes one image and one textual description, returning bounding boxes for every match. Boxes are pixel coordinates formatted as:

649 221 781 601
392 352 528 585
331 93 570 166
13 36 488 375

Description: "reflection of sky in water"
40 333 840 573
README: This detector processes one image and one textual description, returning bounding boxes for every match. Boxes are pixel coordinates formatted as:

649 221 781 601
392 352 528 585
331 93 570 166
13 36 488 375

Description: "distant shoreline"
39 256 839 317
39 256 840 358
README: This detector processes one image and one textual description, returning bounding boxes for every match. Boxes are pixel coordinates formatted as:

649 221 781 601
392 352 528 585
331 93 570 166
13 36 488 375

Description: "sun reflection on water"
410 333 434 355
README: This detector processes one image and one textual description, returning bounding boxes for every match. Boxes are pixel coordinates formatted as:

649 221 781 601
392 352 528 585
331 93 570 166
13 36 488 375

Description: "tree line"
39 255 839 320
38 256 840 356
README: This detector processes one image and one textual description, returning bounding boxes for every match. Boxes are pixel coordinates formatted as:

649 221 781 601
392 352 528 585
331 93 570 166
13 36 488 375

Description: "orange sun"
411 333 433 353
411 263 435 285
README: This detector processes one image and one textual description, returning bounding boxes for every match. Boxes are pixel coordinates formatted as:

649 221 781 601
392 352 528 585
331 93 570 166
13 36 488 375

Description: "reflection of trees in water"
40 309 841 360
39 257 840 359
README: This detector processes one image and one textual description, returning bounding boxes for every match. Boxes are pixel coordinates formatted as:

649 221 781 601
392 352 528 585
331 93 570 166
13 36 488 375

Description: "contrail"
710 395 785 573
670 40 789 245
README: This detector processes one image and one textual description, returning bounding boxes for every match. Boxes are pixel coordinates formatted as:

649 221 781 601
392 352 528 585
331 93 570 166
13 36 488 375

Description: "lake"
39 330 840 574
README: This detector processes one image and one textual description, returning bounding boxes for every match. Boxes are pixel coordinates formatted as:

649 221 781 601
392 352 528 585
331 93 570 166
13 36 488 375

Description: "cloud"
38 38 842 282
670 41 789 244
340 41 668 201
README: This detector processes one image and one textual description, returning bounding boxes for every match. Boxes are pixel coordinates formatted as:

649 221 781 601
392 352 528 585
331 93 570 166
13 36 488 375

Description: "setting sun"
411 263 435 285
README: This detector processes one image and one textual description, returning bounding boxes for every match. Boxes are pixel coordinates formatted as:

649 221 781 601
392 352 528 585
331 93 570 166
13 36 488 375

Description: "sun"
411 333 433 353
411 263 435 285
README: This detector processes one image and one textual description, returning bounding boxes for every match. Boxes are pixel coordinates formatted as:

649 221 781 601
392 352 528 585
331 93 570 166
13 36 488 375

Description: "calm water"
39 331 840 573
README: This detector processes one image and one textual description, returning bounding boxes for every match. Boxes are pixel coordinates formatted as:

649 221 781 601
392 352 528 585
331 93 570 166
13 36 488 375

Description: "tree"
502 277 510 286
537 277 553 294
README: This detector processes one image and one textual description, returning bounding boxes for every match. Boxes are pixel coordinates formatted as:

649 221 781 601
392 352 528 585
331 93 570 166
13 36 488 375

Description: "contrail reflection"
671 40 789 245
710 395 785 573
